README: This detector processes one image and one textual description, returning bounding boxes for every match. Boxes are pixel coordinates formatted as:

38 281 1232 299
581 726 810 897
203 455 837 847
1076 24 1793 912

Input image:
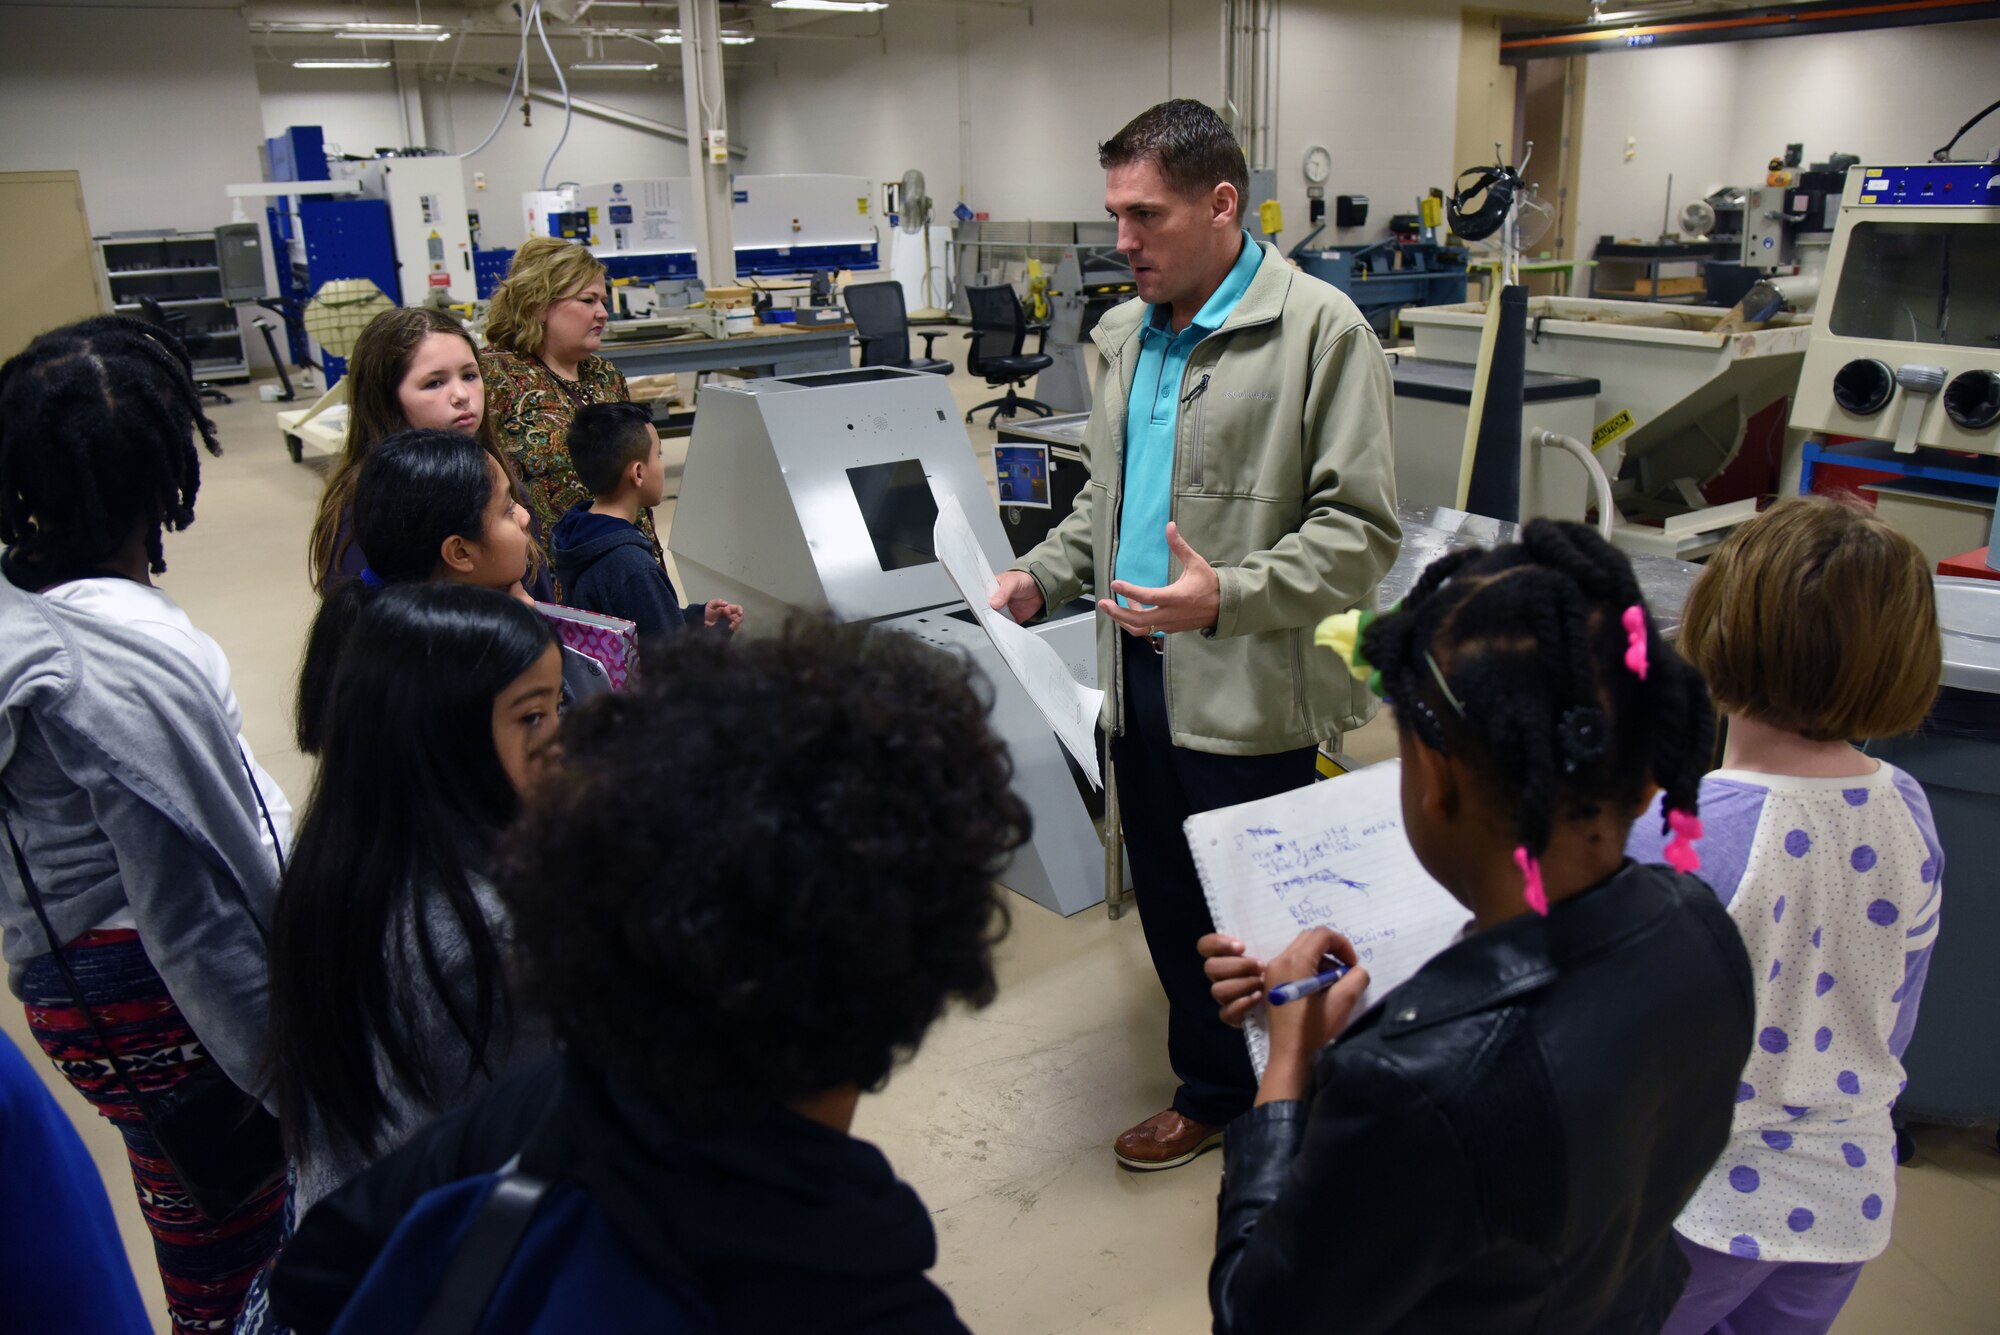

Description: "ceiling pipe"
461 67 750 157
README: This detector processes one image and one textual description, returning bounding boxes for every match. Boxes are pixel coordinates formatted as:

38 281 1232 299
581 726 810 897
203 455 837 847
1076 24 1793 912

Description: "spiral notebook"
1184 760 1473 1077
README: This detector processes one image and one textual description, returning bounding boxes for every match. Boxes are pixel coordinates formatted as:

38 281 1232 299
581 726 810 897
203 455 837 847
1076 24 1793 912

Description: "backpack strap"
411 1172 552 1335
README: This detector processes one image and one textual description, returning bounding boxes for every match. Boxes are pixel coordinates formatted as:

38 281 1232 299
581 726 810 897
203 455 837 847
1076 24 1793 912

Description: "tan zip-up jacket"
1012 241 1400 756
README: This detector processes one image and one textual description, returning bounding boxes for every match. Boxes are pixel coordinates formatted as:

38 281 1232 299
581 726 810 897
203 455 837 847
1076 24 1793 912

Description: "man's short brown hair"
1099 99 1249 214
1679 495 1940 741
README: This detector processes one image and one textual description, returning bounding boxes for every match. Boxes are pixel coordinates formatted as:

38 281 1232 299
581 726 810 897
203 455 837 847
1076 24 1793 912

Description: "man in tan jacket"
991 100 1400 1170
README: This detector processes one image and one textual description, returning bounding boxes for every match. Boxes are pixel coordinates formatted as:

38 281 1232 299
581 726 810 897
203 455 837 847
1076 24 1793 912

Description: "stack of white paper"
1185 760 1473 1076
930 489 1104 789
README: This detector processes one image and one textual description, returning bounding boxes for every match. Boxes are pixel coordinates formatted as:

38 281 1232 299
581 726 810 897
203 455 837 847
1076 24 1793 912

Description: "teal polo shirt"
1114 232 1260 607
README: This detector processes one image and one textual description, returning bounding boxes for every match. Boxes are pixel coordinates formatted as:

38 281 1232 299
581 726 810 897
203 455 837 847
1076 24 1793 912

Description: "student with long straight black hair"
268 582 563 1211
296 428 605 758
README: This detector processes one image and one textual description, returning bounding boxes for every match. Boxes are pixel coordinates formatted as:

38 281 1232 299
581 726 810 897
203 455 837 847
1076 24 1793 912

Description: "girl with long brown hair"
307 309 550 598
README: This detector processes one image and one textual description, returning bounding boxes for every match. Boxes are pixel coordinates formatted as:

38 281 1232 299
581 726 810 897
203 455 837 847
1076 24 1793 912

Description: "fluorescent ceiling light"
773 1 887 12
572 60 660 70
1590 1 1694 20
339 21 444 31
656 29 756 43
336 29 452 41
293 58 394 69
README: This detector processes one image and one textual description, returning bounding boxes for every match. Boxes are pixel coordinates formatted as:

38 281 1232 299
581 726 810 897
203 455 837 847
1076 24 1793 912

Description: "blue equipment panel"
266 126 328 183
299 197 399 388
1856 164 2000 207
473 243 879 298
1293 240 1468 333
736 243 879 277
475 248 516 300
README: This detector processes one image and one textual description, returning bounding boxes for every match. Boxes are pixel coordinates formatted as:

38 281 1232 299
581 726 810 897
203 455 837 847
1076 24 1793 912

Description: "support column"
677 0 737 286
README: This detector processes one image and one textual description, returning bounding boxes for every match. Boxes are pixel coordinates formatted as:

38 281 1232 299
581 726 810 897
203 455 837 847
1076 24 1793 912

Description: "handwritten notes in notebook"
931 487 1104 787
1185 760 1473 1076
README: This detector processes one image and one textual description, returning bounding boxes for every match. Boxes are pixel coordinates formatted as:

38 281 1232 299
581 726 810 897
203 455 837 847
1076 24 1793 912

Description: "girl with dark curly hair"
1200 520 1757 1334
265 620 1031 1335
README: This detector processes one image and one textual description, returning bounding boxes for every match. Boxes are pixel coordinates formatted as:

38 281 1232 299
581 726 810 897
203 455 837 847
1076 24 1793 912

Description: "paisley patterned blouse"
479 347 657 542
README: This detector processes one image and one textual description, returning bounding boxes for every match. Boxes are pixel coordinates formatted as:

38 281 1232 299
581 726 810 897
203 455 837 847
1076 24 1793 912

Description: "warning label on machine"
1592 409 1636 452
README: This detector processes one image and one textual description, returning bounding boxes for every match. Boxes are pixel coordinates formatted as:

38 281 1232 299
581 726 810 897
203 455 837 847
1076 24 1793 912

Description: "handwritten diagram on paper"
1185 760 1472 1075
931 488 1104 788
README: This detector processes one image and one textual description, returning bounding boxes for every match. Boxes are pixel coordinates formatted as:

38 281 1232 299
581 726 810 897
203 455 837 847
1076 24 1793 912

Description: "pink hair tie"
1515 846 1550 917
1664 809 1705 875
1622 604 1650 681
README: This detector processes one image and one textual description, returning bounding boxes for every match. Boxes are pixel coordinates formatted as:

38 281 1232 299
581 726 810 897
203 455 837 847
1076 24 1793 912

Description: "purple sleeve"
1889 767 1946 890
1887 767 1944 1062
1626 777 1766 909
1888 945 1935 1061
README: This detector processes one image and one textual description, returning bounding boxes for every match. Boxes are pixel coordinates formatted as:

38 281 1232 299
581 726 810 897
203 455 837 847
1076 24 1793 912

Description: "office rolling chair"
136 296 232 405
963 284 1054 427
846 281 951 374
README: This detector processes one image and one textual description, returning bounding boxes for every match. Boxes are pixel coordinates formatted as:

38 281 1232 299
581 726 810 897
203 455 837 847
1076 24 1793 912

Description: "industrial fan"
302 278 395 359
890 168 946 321
1679 199 1718 241
1513 184 1556 254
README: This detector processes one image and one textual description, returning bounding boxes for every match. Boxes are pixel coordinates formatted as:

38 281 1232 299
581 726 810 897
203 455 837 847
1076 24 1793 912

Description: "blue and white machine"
494 173 879 293
1791 163 2000 568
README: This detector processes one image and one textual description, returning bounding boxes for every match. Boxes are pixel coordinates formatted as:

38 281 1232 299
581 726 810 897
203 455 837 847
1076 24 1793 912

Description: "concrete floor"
4 359 1997 1333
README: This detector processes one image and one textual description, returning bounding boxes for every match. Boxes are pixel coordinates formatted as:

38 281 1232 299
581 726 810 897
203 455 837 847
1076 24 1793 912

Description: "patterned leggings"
20 929 288 1334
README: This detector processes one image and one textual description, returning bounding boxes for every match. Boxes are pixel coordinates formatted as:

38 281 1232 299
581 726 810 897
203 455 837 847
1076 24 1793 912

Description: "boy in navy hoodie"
552 403 743 637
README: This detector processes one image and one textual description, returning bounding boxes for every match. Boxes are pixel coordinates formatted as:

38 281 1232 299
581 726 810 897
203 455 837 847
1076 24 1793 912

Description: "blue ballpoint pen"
1267 957 1352 1007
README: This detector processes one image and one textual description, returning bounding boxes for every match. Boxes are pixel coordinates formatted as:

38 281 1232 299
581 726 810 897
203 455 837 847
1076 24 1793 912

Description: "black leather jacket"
1212 861 1754 1334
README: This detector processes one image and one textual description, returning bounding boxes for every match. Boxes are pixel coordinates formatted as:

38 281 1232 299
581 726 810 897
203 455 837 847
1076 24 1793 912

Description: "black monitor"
846 460 938 572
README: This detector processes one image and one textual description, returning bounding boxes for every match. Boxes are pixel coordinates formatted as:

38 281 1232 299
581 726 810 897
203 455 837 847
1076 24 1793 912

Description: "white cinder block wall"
4 0 1995 362
1572 17 2000 256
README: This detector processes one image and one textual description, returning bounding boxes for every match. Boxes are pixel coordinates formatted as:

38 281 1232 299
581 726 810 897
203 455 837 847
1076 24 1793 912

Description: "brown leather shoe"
1113 1108 1225 1171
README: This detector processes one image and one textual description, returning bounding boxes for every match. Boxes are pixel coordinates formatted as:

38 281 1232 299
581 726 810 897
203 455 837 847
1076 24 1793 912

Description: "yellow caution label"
857 196 870 215
588 206 600 222
1860 195 1878 204
1592 408 1637 452
1259 199 1284 235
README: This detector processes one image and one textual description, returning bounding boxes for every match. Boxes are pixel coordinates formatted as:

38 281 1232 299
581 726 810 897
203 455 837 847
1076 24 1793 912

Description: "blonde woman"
480 237 649 540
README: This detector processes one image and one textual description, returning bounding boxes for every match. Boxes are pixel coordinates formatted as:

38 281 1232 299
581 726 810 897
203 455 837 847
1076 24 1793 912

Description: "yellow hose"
1455 292 1506 511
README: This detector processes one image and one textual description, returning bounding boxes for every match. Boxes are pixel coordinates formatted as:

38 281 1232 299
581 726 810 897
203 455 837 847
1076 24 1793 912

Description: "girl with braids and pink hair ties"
1199 519 1755 1335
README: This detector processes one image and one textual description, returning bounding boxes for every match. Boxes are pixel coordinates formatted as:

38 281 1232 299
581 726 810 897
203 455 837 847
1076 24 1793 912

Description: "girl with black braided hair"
0 317 290 1331
1199 520 1755 1335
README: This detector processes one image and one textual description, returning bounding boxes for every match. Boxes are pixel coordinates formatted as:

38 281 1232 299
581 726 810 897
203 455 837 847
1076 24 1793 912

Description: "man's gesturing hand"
989 569 1046 624
1100 523 1220 638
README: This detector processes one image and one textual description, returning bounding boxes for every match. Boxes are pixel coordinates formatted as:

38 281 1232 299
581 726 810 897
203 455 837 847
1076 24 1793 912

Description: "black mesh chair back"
135 296 231 405
845 281 914 368
965 285 1029 374
959 284 1055 427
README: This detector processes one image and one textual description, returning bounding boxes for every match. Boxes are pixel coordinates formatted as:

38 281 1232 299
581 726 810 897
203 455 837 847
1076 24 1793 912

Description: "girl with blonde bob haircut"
1633 495 1945 1335
480 238 650 540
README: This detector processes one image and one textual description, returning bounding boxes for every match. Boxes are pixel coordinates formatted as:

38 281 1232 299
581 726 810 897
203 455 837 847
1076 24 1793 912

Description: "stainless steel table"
1389 503 1701 633
988 418 1702 631
996 410 1090 452
597 326 854 380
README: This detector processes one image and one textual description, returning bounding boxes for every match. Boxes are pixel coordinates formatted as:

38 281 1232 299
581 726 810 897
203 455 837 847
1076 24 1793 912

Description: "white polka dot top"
1628 763 1942 1264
